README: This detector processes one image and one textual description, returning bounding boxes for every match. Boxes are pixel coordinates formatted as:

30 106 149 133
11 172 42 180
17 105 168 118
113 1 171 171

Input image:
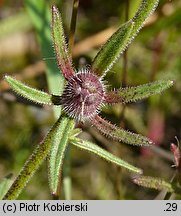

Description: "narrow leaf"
92 21 134 77
25 0 64 118
5 75 53 105
131 0 159 38
105 80 174 104
0 174 13 200
133 175 174 192
70 138 142 174
91 0 160 77
91 115 153 146
2 116 68 200
52 5 74 80
48 117 75 197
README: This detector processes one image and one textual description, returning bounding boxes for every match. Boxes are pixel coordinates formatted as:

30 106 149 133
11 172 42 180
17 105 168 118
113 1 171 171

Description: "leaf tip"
164 80 174 89
52 5 58 13
4 75 14 85
169 80 174 86
4 74 10 81
52 5 60 22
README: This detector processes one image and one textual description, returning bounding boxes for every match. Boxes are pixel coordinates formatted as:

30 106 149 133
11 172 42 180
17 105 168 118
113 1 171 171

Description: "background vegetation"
0 0 180 199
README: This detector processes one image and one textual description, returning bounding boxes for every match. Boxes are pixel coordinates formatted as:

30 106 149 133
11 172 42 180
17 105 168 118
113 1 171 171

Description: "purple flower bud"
60 71 105 121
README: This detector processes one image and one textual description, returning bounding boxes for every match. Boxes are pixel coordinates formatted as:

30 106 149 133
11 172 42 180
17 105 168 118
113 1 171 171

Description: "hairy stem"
3 117 63 200
62 0 80 200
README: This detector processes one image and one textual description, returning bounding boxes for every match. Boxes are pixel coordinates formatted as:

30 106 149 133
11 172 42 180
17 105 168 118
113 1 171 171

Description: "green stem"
61 0 80 200
120 0 130 125
69 0 80 53
122 0 129 87
3 117 62 200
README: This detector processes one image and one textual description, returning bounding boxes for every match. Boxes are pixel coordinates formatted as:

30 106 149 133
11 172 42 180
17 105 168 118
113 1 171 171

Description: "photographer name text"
2 202 88 213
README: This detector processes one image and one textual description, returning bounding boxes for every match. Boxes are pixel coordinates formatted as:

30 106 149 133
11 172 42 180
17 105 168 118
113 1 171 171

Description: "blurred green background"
0 0 180 199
